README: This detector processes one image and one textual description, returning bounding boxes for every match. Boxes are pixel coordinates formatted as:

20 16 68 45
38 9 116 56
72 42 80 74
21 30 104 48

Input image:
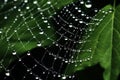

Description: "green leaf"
64 4 120 80
0 0 77 71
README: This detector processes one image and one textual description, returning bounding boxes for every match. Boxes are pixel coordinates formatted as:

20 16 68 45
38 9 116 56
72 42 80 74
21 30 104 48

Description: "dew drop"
14 6 17 9
24 0 28 3
37 8 41 10
79 60 82 62
65 60 68 63
35 76 39 79
4 16 7 19
94 9 98 12
65 38 68 40
30 72 33 74
0 66 2 69
44 20 48 23
75 7 78 10
72 16 75 19
18 9 21 12
85 1 92 8
87 57 90 60
37 43 41 47
69 25 73 28
26 6 30 9
33 1 38 4
80 1 84 4
5 72 10 76
75 19 78 21
109 10 112 13
68 76 72 78
27 69 30 72
47 26 51 28
39 31 44 34
19 59 21 62
4 0 8 3
42 71 45 74
75 64 78 67
14 30 17 32
12 51 16 55
81 13 85 16
47 1 51 4
58 74 61 77
0 30 2 34
62 76 66 79
78 10 81 12
27 52 31 56
79 20 83 23
89 28 92 31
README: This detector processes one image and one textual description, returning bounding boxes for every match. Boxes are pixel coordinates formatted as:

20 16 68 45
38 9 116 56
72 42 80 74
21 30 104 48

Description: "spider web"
0 0 113 80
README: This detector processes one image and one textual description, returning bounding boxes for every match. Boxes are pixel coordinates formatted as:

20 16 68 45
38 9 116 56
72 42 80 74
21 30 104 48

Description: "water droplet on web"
44 20 48 23
62 76 66 79
79 60 82 62
26 6 30 9
75 7 78 10
47 37 50 39
27 52 31 56
12 51 16 55
79 20 83 23
33 1 38 4
80 1 84 4
75 19 78 21
69 25 73 28
89 28 92 31
47 26 51 28
69 75 73 79
37 7 41 10
14 30 17 32
37 43 41 47
19 59 21 62
5 72 10 76
65 38 68 40
39 31 44 34
18 9 21 12
87 57 90 60
54 57 57 60
42 71 45 74
58 75 61 77
4 0 8 3
94 9 98 12
0 31 2 34
53 74 56 77
85 1 92 8
47 1 51 4
30 72 33 74
27 69 30 72
0 66 2 69
78 9 81 12
35 76 39 79
24 0 28 3
4 16 7 19
65 60 68 63
109 10 112 13
81 13 85 16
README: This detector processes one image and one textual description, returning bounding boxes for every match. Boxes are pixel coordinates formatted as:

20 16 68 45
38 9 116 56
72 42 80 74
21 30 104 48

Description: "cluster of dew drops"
0 0 113 80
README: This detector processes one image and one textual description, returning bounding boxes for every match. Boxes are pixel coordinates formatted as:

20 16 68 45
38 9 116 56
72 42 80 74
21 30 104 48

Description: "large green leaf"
64 4 120 80
0 0 77 71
